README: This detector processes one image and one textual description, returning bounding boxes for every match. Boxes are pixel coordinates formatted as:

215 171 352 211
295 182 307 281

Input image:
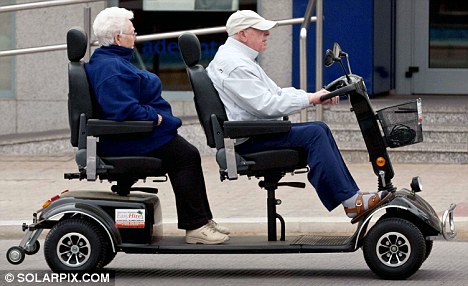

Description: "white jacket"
206 37 310 121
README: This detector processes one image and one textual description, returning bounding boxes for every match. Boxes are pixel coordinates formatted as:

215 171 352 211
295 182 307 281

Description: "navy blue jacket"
85 45 181 156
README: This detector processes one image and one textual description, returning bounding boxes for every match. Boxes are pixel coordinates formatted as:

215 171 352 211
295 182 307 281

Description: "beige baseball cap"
226 10 278 36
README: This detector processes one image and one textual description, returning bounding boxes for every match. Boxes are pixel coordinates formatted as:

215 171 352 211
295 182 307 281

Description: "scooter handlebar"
320 83 356 102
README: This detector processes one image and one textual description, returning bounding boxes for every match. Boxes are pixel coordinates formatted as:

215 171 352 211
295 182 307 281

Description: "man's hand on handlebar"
308 89 339 106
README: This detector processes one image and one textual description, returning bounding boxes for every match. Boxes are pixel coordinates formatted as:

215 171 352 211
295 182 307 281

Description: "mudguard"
37 196 121 252
355 188 447 248
385 188 442 233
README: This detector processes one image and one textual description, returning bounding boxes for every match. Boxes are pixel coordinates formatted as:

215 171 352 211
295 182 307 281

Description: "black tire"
363 218 426 280
44 219 104 272
78 217 115 269
424 240 433 261
377 214 433 261
99 241 117 268
24 240 40 255
7 246 25 265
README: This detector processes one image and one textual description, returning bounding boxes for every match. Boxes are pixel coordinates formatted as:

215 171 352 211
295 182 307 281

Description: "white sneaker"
208 220 230 235
186 224 230 244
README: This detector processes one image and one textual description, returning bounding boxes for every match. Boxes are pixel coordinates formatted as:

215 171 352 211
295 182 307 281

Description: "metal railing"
0 0 323 121
0 15 317 55
0 0 105 57
0 0 104 13
300 0 320 122
0 13 318 58
314 0 324 122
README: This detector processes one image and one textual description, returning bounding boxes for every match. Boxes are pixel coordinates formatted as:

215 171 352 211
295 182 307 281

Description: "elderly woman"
85 7 229 244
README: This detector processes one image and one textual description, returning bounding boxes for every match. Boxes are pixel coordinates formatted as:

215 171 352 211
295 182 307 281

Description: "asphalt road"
1 239 467 286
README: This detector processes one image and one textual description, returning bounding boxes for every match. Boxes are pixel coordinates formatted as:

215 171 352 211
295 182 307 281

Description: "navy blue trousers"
236 122 359 211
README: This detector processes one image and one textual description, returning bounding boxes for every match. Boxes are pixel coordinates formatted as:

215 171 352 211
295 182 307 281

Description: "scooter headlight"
410 176 423 192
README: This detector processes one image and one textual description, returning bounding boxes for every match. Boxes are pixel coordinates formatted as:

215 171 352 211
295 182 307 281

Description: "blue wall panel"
292 0 374 94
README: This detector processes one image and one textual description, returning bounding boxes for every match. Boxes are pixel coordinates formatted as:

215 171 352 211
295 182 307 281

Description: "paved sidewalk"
0 155 467 241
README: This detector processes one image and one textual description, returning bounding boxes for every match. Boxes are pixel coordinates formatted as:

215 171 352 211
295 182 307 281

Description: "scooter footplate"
292 235 352 246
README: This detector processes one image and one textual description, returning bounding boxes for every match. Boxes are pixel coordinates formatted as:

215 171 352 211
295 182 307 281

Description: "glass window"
119 0 256 91
429 0 468 68
0 1 15 98
143 0 239 11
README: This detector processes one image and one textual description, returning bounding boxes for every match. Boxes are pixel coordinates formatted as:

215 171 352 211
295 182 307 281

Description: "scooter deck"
120 235 357 255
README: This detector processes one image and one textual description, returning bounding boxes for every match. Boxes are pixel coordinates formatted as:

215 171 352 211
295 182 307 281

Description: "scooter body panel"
31 191 364 254
29 188 445 254
353 188 443 249
387 188 442 234
37 191 163 249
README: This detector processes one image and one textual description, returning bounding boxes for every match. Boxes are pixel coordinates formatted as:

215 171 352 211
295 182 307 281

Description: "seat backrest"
66 27 96 148
178 32 228 148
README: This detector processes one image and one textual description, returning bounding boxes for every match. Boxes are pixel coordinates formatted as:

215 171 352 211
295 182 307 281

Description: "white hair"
93 7 134 46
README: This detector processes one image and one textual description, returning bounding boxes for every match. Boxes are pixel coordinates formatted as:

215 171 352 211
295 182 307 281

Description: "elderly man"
207 10 393 222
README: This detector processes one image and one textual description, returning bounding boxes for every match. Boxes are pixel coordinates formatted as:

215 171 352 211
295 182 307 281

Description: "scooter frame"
7 49 457 281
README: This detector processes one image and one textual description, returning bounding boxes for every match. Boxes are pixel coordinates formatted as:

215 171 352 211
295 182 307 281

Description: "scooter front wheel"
363 218 426 280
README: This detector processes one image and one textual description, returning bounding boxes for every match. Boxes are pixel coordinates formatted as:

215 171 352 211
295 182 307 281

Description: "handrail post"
315 0 324 122
299 0 317 123
83 7 92 61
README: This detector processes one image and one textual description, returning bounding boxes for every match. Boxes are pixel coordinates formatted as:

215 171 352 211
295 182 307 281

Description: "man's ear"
238 30 248 43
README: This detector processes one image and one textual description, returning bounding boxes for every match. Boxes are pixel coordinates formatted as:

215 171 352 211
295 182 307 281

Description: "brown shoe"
344 191 395 224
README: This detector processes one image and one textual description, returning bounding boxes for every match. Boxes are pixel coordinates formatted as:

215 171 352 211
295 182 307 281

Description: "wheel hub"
56 232 91 268
70 245 80 254
376 232 411 267
9 250 21 261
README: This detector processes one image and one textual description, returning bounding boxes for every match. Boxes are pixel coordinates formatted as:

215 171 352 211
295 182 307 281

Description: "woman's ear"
114 34 121 46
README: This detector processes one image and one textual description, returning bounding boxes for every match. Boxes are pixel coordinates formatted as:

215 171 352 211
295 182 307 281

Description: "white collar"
225 37 259 61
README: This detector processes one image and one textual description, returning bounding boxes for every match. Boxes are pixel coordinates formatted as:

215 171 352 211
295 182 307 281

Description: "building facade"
0 0 466 154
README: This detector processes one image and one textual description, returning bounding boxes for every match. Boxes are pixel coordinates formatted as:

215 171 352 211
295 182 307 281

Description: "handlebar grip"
320 84 356 102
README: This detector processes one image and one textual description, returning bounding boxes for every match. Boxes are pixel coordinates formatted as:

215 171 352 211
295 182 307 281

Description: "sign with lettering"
115 209 146 228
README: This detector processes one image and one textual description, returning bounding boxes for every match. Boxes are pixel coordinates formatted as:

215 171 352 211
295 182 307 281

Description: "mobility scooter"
6 29 456 280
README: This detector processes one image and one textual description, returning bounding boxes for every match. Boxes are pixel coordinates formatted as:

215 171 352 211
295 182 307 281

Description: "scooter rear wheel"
44 218 104 272
363 218 426 280
100 242 116 268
